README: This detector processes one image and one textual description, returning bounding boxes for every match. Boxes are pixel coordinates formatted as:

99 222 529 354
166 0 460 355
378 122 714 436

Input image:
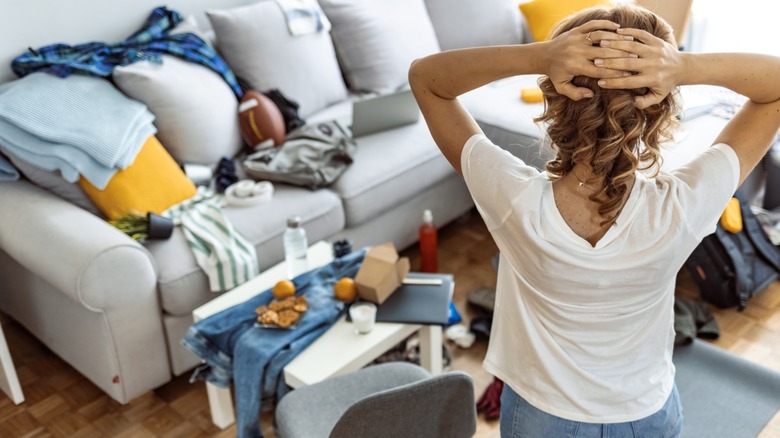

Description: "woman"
409 4 780 437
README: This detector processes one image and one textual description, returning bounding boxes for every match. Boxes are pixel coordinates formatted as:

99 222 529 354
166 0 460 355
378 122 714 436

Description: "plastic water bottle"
419 209 438 273
284 216 308 279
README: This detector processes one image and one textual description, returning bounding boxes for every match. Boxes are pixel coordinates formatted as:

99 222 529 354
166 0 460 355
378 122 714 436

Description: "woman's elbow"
408 58 425 89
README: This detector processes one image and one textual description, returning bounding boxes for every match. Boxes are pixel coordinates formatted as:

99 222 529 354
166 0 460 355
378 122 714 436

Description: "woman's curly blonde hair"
536 4 680 225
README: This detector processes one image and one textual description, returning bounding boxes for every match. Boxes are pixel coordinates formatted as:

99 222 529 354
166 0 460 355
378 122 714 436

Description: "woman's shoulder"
464 135 543 179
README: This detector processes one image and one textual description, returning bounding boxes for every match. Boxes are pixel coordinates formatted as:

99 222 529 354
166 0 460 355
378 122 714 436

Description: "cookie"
258 310 279 325
293 303 307 313
268 301 286 312
277 309 300 328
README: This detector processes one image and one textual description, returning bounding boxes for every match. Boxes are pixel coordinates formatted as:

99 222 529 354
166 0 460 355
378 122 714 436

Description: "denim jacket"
182 249 365 438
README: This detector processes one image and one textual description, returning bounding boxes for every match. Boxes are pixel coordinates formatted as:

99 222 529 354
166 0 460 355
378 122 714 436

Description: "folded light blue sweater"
0 73 155 188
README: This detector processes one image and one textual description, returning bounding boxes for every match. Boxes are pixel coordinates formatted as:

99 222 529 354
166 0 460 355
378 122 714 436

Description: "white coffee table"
192 241 443 429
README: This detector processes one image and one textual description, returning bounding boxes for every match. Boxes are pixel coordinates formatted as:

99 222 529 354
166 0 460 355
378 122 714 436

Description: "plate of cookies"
255 296 308 329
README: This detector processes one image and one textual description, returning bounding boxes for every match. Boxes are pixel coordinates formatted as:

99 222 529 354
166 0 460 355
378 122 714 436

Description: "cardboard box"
355 242 410 304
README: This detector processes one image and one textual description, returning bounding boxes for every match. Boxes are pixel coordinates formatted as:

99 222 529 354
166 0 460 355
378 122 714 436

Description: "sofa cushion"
4 151 102 216
318 0 440 93
207 1 347 118
146 185 344 316
306 101 453 227
113 56 244 166
79 136 197 220
519 0 611 42
424 0 525 50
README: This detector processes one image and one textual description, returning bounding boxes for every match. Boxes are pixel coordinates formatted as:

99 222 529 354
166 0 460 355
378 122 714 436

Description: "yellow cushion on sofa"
79 136 197 220
519 0 612 42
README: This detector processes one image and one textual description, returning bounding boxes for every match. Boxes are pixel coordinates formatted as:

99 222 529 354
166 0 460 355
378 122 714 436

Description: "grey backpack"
243 120 356 189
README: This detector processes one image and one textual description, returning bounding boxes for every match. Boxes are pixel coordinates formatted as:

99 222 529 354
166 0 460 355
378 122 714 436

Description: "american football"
238 90 286 148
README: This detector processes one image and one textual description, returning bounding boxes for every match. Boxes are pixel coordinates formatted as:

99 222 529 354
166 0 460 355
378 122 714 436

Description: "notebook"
349 272 453 326
350 89 421 138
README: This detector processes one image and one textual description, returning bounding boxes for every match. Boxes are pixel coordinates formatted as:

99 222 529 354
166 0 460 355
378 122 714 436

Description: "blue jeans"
500 384 683 438
182 250 365 438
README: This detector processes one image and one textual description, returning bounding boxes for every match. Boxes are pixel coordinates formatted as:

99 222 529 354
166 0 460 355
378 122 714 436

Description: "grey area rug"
673 340 780 438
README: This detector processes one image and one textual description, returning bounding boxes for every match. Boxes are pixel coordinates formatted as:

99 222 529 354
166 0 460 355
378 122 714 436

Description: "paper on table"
402 278 443 286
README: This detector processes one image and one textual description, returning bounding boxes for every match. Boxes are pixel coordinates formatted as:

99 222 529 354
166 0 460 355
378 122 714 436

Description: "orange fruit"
273 279 296 299
334 277 358 302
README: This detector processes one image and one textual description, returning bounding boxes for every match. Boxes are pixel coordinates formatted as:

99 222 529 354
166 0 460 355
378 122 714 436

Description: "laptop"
349 89 421 137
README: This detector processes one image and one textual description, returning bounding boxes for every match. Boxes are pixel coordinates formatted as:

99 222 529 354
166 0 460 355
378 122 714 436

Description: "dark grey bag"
243 120 356 189
684 196 780 310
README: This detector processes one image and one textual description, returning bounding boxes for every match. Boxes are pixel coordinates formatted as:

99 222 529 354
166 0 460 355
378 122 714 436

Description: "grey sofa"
0 0 544 404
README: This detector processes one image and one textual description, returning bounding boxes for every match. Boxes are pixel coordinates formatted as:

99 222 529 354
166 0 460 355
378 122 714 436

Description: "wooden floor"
1 209 779 437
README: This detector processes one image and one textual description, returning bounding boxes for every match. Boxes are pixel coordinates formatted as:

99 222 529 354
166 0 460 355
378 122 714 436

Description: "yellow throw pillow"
519 0 612 42
80 136 197 220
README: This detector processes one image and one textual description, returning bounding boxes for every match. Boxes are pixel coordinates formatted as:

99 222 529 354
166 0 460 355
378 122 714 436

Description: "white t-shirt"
460 134 740 423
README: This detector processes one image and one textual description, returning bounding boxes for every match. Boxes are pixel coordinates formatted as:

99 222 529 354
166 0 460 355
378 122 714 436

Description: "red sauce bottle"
419 209 438 273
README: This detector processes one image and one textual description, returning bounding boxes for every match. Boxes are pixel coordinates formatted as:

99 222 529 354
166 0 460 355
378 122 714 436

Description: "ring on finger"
586 32 593 43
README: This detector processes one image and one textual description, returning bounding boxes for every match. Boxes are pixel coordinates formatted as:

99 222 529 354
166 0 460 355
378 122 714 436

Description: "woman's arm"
409 20 632 174
597 28 780 185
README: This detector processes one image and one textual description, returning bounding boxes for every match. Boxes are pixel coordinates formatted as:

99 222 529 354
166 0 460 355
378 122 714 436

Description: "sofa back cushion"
114 56 244 166
424 0 525 50
207 1 348 118
318 0 441 93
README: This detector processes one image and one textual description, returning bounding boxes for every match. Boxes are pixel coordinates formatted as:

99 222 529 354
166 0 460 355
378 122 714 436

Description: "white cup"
349 302 377 334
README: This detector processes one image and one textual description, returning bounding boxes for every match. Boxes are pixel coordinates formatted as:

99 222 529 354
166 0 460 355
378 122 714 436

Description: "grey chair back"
329 370 476 438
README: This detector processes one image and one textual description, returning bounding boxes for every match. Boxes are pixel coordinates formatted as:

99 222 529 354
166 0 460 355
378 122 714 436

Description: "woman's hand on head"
543 20 636 100
593 27 684 109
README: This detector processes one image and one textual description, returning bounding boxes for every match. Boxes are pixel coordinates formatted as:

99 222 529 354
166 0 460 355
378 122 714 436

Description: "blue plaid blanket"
12 6 243 99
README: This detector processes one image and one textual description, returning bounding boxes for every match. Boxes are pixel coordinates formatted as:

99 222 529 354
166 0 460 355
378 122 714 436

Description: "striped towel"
165 189 259 292
274 0 331 36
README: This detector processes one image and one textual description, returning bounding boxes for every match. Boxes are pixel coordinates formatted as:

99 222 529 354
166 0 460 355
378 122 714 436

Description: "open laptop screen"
351 89 421 138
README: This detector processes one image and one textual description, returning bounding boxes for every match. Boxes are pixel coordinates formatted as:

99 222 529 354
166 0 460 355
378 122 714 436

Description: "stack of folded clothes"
0 72 155 189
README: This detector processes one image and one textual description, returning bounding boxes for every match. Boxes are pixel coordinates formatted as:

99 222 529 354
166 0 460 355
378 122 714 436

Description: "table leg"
0 323 23 404
419 325 443 375
206 381 235 429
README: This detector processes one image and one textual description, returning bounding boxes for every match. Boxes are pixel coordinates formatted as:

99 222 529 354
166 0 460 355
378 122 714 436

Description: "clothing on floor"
181 250 365 438
477 377 503 421
12 6 243 99
164 188 259 292
673 296 719 346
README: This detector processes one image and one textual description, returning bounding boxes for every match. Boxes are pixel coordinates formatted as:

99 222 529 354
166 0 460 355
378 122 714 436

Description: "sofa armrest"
0 180 157 310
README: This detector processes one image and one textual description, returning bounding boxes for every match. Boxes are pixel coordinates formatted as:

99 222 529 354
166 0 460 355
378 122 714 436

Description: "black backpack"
684 197 780 310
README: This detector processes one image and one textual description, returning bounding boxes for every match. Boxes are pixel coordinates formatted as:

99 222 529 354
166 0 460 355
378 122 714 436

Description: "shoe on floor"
467 287 496 313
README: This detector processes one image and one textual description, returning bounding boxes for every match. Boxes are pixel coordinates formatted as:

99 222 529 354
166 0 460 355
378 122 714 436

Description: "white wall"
691 0 780 56
0 0 257 83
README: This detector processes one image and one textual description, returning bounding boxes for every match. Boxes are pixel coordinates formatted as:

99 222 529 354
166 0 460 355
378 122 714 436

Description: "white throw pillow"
113 56 244 165
318 0 441 93
424 0 525 50
207 1 348 118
